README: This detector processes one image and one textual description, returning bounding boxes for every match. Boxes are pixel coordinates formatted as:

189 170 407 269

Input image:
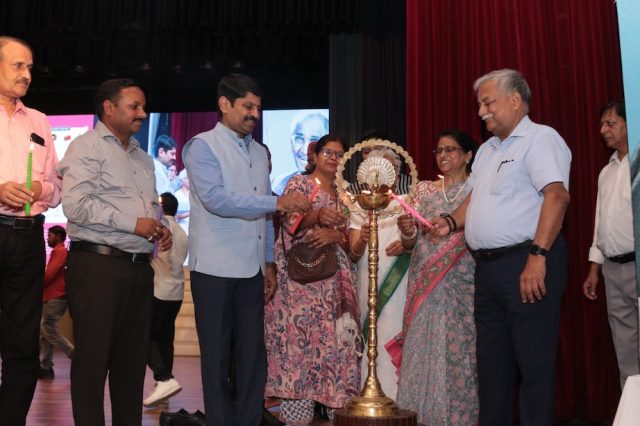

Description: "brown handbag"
287 241 338 284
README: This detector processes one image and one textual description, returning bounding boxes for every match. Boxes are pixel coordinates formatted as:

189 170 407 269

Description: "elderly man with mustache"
0 35 62 426
432 69 571 426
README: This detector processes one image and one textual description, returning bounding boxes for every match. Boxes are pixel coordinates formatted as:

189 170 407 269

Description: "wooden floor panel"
28 352 204 426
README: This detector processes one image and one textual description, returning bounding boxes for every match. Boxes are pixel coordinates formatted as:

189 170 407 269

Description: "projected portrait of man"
272 111 329 195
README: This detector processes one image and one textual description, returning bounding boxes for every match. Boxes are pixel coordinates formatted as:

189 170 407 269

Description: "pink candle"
290 177 321 234
388 191 433 229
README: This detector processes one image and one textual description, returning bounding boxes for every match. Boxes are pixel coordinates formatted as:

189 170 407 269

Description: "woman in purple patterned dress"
264 134 360 425
391 129 479 425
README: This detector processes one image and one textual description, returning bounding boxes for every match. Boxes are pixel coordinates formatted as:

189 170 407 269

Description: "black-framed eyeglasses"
433 146 464 155
320 148 345 159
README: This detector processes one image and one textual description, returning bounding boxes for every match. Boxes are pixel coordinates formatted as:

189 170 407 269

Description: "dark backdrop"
5 0 359 113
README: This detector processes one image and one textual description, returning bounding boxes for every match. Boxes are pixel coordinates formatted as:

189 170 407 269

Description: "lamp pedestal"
334 192 420 426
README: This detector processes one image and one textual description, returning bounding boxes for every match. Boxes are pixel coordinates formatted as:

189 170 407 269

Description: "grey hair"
368 148 401 171
473 69 531 112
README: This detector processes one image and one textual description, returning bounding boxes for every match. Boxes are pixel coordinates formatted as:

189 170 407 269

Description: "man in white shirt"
144 192 189 406
583 100 639 388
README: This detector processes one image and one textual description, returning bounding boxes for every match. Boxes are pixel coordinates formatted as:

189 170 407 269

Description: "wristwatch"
529 244 548 256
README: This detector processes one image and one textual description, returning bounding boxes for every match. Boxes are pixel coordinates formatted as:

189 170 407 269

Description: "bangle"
440 213 457 233
401 224 418 240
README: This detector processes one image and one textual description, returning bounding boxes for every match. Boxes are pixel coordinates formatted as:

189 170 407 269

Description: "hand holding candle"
24 142 34 216
388 191 433 229
290 177 321 234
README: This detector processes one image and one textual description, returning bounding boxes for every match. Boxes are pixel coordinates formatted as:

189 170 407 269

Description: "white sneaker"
143 378 183 407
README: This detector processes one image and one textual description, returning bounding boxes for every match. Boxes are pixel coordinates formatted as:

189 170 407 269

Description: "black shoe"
159 408 189 426
38 367 54 379
160 409 205 426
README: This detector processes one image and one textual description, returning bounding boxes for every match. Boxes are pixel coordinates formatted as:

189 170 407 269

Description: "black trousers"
474 236 566 426
0 223 45 426
191 270 266 426
66 250 153 426
148 297 182 382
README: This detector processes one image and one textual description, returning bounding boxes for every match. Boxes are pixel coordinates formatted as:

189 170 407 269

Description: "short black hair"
600 100 626 121
48 225 67 241
315 133 346 154
95 78 140 120
436 129 478 173
154 134 177 157
217 73 263 115
160 192 179 216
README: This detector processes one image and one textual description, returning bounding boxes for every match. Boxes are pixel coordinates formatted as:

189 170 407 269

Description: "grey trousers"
40 298 74 369
603 260 640 389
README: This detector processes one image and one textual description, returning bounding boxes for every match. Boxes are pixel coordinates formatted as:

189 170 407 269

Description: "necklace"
441 175 469 204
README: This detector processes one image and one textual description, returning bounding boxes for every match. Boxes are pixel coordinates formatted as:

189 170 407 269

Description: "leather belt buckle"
13 216 36 230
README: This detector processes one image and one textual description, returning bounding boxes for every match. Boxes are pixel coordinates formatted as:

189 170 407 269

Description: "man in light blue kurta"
182 73 310 426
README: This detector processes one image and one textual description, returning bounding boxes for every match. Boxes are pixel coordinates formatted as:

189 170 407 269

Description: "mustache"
244 115 258 123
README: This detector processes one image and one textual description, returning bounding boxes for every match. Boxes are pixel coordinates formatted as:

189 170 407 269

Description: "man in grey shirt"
57 78 172 426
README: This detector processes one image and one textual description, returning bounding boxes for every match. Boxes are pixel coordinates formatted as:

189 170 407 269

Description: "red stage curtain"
170 112 217 171
406 0 624 421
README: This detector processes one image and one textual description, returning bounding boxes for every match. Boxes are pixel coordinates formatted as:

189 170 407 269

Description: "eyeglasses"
433 146 464 155
320 148 345 159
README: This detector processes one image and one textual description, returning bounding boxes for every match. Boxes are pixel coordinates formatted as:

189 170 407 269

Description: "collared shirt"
184 122 276 277
465 116 571 250
588 152 634 263
43 242 68 302
153 158 172 195
152 216 188 301
0 99 61 216
57 121 157 253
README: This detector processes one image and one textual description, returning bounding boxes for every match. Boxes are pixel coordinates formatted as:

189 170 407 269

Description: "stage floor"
27 351 611 425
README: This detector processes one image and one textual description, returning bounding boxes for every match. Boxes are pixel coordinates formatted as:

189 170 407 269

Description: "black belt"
608 252 635 264
0 214 45 229
70 241 150 263
469 240 532 262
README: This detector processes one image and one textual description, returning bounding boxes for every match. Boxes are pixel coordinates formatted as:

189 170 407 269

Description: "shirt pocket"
490 159 518 195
